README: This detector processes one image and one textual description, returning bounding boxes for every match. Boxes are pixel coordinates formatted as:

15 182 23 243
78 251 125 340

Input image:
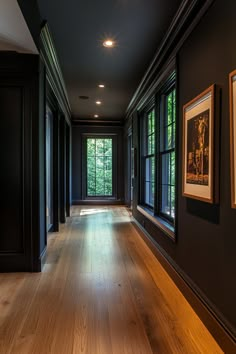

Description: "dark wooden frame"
229 70 236 209
182 85 219 203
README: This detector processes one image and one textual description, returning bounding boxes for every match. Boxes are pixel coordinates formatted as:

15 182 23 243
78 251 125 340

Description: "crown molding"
40 22 71 124
126 0 215 119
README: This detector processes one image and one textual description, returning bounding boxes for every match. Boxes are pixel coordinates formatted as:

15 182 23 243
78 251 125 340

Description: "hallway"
0 206 222 353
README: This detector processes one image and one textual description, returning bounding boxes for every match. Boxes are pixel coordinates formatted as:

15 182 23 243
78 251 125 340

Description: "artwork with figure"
186 109 209 185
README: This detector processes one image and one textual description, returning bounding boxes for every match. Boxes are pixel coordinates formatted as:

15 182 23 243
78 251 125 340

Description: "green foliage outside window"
87 138 112 196
145 109 155 207
161 89 176 219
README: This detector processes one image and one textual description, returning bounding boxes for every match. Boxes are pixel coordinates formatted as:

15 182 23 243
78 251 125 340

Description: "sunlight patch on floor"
80 208 108 216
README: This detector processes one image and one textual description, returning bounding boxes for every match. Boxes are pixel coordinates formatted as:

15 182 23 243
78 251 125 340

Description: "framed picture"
229 70 236 208
182 85 218 203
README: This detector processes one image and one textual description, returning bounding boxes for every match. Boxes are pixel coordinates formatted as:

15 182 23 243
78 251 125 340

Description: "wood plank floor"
0 206 223 353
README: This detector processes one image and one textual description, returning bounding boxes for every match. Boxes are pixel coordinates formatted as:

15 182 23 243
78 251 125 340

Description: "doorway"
46 106 54 231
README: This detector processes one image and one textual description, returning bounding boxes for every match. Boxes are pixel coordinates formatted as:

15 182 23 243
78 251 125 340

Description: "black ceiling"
37 0 182 121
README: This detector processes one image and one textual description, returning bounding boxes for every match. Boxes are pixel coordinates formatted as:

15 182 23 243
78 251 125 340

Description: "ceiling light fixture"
95 100 102 105
94 114 99 118
103 39 115 48
98 84 105 88
78 95 89 99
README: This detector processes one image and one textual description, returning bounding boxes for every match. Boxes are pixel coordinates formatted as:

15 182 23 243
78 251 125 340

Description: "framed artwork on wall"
182 85 218 203
229 70 236 208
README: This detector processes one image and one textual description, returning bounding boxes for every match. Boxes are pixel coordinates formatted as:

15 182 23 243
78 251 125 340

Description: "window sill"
137 205 175 241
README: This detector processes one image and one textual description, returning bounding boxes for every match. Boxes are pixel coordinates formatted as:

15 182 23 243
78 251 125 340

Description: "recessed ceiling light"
94 114 99 118
96 100 102 105
98 84 105 88
103 39 115 48
79 95 89 99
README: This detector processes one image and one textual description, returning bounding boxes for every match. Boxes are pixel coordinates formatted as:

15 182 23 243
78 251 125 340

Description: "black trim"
40 22 71 125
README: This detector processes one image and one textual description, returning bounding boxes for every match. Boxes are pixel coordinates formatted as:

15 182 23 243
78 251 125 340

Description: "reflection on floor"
0 206 223 353
79 208 108 216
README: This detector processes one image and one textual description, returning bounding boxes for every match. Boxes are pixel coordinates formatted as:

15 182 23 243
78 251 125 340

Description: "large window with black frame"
140 76 176 228
160 87 176 222
86 137 113 197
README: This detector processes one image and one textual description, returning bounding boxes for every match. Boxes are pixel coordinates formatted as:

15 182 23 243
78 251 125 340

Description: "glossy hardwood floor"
0 206 223 354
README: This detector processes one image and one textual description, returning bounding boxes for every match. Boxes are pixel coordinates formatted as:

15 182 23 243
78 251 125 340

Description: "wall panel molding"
0 52 43 271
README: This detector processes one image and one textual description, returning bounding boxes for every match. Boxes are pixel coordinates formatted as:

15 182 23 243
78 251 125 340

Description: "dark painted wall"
72 124 124 203
131 0 236 338
0 53 46 271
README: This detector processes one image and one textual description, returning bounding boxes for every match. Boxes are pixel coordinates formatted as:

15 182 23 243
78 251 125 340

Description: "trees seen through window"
87 138 112 196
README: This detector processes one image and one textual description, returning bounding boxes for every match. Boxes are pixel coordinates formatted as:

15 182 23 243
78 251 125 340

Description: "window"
140 75 176 234
86 138 112 196
143 109 155 208
160 89 176 220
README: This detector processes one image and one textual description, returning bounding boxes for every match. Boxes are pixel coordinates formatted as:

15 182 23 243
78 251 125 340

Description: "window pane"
152 134 155 154
145 182 150 205
96 139 104 155
152 111 155 132
162 153 170 186
142 108 155 208
104 139 112 155
173 121 176 146
173 90 176 122
161 184 170 216
167 124 172 150
167 93 173 125
161 87 176 221
148 115 152 135
171 152 175 185
148 136 152 155
87 138 112 196
151 182 155 206
151 156 155 183
145 157 155 207
171 186 175 218
87 138 95 156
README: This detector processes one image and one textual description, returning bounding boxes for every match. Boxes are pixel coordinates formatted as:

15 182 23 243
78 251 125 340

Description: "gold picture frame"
229 70 236 208
182 85 217 203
